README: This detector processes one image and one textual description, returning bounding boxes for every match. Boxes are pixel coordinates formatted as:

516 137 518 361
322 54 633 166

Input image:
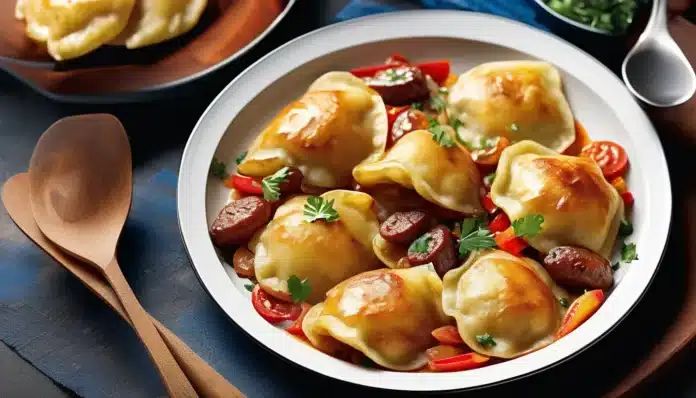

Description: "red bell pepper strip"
428 352 490 372
228 174 263 195
431 325 464 345
556 289 605 339
350 60 451 85
620 191 634 208
494 227 528 256
488 213 511 234
481 193 498 214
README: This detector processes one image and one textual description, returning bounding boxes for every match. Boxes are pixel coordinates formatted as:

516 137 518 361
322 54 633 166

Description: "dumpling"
447 61 575 153
24 0 136 61
442 250 568 359
491 140 623 258
238 72 388 188
302 266 451 370
352 129 482 214
254 190 381 304
112 0 207 49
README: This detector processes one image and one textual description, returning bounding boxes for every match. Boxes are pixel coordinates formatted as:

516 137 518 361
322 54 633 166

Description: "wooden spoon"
2 173 244 397
28 114 197 397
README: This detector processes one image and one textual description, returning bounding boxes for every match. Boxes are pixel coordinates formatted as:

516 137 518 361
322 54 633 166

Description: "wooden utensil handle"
104 258 198 398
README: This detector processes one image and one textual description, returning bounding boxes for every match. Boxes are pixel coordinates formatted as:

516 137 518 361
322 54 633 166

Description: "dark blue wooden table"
1 1 695 397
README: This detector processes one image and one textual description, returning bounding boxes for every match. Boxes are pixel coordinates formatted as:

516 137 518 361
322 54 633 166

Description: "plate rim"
0 0 297 104
177 10 672 392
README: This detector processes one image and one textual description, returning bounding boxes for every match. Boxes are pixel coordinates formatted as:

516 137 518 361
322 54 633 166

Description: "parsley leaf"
429 94 447 113
618 219 633 237
261 167 290 201
287 275 311 303
438 86 449 95
244 284 254 292
460 216 484 237
476 333 497 347
235 151 248 165
409 233 432 254
210 157 228 180
411 102 423 110
512 214 544 238
611 261 621 271
458 227 496 257
510 123 519 132
621 242 638 263
428 119 455 148
450 118 463 131
303 196 340 223
559 297 570 308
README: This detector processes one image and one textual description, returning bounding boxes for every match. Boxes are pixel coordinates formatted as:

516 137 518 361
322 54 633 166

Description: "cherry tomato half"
580 141 629 180
251 285 302 324
229 174 263 195
286 303 312 337
428 352 490 372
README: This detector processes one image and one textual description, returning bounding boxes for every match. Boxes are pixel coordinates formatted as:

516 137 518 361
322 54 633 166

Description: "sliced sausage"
379 211 431 244
366 66 430 106
232 247 255 278
210 196 272 247
279 167 303 194
407 225 458 278
543 246 613 290
390 109 429 145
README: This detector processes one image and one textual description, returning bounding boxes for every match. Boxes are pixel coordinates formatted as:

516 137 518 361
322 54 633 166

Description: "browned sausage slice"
543 246 613 290
210 196 272 247
232 247 255 278
366 66 430 106
379 211 430 244
407 225 457 278
279 167 303 195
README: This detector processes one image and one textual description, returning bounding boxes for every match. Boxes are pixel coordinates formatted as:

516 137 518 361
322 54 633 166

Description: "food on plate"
543 0 640 34
491 140 624 258
442 250 568 358
301 266 450 370
254 190 381 303
14 0 208 61
447 61 575 153
111 0 207 49
209 52 637 373
353 130 482 214
238 72 388 188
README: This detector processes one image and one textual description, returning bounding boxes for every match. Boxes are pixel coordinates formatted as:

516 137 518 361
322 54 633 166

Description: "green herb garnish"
559 297 570 308
621 242 638 263
428 119 455 148
303 196 340 223
384 68 409 82
235 151 248 165
512 214 544 238
450 118 463 131
210 157 228 180
287 275 311 302
409 233 432 254
458 227 496 257
476 333 497 347
460 216 484 237
429 94 447 113
543 0 639 34
483 172 496 187
244 284 255 292
411 102 423 111
261 167 290 201
618 219 633 237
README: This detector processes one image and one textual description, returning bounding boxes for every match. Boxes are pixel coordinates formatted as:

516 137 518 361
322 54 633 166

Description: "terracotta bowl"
0 0 294 102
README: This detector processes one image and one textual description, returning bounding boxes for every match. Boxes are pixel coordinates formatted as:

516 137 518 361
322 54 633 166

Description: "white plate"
178 10 671 392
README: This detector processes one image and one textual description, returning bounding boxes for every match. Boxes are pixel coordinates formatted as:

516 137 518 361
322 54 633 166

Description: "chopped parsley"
512 214 544 238
460 216 484 237
611 261 621 271
464 136 497 152
621 242 638 263
428 119 455 148
476 333 497 347
287 275 311 302
383 68 409 82
450 118 463 131
429 94 447 113
618 219 633 237
210 157 228 180
235 151 248 165
409 233 432 254
411 102 423 111
510 123 519 132
483 172 496 187
438 87 449 95
244 284 255 292
303 196 340 223
458 226 496 257
559 297 570 308
261 167 290 201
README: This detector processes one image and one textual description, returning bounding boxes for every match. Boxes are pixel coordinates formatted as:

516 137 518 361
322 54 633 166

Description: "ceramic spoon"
2 173 244 398
28 114 197 397
622 0 696 107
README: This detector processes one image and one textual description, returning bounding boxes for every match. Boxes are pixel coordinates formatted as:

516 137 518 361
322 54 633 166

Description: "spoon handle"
103 258 198 398
644 0 668 37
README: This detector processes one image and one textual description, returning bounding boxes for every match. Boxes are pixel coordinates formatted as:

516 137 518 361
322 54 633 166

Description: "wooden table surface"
1 1 695 397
